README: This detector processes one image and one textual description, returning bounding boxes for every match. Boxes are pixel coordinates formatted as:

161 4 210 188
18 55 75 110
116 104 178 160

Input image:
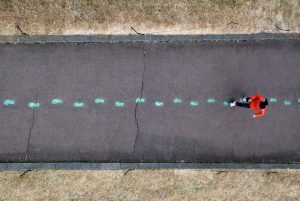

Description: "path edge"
1 33 300 44
0 163 299 170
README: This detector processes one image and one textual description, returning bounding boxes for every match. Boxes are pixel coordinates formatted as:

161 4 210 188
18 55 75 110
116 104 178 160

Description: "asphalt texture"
0 41 299 163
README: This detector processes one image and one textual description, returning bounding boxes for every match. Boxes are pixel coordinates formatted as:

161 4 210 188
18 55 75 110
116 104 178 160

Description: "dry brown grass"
0 169 299 201
0 0 300 35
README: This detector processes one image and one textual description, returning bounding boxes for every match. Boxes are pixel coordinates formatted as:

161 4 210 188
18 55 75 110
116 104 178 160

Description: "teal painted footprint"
135 98 145 103
189 101 199 106
207 98 216 103
73 102 85 107
28 102 40 108
173 98 182 104
3 99 15 106
52 98 63 105
95 98 105 104
154 101 164 107
115 101 125 107
223 101 230 106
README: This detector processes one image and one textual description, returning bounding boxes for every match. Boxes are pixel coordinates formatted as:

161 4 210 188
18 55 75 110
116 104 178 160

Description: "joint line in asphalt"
25 87 38 162
132 42 146 157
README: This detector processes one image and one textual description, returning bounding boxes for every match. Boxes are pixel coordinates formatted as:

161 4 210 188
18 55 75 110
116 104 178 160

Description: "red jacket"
249 94 266 118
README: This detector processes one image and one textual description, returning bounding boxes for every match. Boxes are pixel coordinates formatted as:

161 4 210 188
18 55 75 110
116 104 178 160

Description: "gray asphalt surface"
0 41 299 163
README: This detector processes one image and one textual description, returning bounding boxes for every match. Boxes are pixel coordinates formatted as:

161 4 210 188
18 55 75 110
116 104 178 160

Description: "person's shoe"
242 97 248 102
230 101 236 107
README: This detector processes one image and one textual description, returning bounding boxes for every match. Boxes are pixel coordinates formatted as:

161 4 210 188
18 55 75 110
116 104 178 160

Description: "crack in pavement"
132 43 146 158
25 88 38 162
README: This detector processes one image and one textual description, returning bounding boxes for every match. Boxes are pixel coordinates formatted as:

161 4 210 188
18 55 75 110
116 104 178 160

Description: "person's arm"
251 94 262 101
253 110 265 118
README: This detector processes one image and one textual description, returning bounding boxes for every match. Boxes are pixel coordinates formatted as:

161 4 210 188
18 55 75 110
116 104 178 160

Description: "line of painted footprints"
1 97 300 108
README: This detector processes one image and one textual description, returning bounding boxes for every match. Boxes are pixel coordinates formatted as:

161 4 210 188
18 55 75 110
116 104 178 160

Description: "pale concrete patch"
0 170 299 200
1 0 300 35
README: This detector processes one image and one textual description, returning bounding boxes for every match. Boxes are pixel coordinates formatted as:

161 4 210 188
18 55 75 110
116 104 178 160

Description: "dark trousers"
236 102 250 108
236 97 250 108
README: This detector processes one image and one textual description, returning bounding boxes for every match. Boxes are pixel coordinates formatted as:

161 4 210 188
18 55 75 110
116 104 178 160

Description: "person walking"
230 93 268 118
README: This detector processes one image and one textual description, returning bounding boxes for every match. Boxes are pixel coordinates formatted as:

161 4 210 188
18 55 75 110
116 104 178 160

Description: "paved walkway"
0 41 299 162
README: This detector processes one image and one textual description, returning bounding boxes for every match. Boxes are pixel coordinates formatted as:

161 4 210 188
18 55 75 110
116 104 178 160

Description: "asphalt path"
0 41 299 162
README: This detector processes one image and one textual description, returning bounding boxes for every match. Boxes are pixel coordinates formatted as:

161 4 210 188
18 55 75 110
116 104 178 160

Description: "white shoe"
242 97 248 102
230 101 236 107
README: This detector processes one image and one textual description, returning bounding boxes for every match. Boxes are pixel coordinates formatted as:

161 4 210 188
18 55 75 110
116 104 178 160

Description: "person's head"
259 98 268 109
